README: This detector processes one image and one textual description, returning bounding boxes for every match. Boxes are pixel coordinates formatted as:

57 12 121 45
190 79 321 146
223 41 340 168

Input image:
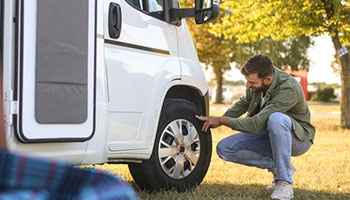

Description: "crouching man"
196 54 315 200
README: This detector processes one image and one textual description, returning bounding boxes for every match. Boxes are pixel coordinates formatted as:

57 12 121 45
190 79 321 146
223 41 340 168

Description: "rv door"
14 0 96 142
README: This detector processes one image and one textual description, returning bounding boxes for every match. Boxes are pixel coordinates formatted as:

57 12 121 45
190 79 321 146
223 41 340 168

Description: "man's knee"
216 140 228 160
267 112 292 133
216 138 239 161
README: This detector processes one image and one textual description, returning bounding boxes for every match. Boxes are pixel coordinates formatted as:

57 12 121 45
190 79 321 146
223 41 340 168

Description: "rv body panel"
103 0 180 155
176 20 208 95
2 0 209 165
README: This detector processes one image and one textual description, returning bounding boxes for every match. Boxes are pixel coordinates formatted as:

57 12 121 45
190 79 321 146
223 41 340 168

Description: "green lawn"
95 102 350 199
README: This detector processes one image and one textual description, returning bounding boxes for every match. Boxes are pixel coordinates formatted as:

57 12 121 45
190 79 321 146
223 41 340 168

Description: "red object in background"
284 68 308 100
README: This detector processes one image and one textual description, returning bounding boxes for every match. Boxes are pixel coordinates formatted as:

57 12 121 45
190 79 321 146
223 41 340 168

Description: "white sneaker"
266 164 296 192
271 181 294 200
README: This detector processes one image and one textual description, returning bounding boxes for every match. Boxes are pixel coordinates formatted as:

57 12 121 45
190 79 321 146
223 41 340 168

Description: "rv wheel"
128 98 212 191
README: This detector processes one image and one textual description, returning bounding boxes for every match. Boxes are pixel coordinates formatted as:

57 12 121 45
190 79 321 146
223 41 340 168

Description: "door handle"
109 3 122 39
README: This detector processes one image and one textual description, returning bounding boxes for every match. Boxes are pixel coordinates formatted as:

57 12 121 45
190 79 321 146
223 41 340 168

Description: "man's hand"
195 115 222 132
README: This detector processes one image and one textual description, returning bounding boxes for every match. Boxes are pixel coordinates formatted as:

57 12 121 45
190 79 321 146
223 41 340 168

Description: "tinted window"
126 0 144 10
148 0 163 12
126 0 164 20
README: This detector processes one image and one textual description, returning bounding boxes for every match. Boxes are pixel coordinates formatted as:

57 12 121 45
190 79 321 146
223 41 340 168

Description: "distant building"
283 68 309 100
334 87 341 100
307 84 318 100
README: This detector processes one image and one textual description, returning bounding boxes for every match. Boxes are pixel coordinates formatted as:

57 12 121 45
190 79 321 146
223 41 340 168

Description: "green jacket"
223 67 315 142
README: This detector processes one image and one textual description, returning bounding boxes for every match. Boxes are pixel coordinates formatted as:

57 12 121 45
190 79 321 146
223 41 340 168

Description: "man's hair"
240 54 274 78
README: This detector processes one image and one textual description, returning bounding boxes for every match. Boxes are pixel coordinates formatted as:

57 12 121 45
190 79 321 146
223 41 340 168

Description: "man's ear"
265 75 273 84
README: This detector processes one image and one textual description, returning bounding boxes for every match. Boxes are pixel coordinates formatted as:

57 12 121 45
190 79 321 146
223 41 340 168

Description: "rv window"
126 0 164 20
148 0 163 12
126 0 145 10
147 0 163 19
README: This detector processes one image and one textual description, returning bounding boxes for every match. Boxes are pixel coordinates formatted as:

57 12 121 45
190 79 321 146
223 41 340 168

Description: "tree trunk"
331 35 350 129
214 66 223 104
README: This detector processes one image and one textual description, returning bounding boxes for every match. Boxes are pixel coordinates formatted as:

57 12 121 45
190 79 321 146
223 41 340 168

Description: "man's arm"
227 88 298 133
222 88 252 118
196 88 252 132
197 87 298 134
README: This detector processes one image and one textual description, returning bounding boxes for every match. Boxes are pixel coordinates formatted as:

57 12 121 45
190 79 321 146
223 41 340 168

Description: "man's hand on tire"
195 115 230 132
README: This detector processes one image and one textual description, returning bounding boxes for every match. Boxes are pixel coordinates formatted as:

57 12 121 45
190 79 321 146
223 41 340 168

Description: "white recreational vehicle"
0 0 219 190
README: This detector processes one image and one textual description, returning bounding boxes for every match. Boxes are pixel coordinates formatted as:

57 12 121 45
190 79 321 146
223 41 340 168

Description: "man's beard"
249 82 269 93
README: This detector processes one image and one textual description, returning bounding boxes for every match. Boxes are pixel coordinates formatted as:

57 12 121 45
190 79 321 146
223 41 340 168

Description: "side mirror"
195 0 220 24
167 0 219 24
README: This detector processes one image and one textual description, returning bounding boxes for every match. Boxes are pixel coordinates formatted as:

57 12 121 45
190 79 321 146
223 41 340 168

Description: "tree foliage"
210 0 350 128
231 36 313 70
184 2 313 103
185 7 235 103
212 0 350 44
317 87 336 102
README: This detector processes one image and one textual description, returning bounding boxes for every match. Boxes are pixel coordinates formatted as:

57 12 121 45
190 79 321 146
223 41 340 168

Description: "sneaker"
266 164 296 192
271 181 294 200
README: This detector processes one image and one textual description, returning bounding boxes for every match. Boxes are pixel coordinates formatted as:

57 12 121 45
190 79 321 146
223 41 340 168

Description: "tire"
128 98 212 191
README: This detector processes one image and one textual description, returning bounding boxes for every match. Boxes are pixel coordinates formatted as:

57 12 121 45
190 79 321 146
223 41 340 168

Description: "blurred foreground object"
0 148 138 200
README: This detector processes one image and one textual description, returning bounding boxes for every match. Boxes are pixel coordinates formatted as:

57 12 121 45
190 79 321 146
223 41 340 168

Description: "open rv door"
14 0 96 142
0 0 6 147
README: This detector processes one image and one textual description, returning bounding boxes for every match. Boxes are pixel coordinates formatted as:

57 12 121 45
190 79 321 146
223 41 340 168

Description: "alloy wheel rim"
158 119 200 179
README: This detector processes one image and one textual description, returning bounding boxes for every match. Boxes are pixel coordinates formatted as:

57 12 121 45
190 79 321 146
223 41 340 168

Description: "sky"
307 36 340 84
205 36 341 85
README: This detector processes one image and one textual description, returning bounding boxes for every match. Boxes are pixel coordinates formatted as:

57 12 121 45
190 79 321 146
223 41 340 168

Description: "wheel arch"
146 84 209 160
164 85 209 117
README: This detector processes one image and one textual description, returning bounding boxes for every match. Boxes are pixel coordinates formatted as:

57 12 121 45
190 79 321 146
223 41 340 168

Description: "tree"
187 19 312 103
317 87 336 102
182 0 312 104
212 0 350 128
186 9 236 103
231 36 313 70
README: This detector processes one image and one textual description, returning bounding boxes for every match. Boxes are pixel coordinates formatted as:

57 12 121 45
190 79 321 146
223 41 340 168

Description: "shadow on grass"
133 182 350 200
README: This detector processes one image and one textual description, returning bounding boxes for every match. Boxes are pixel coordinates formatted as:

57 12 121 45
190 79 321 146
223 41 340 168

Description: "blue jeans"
216 112 312 184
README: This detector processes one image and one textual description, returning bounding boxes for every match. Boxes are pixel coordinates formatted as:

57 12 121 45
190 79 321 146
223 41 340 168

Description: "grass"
94 102 350 199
